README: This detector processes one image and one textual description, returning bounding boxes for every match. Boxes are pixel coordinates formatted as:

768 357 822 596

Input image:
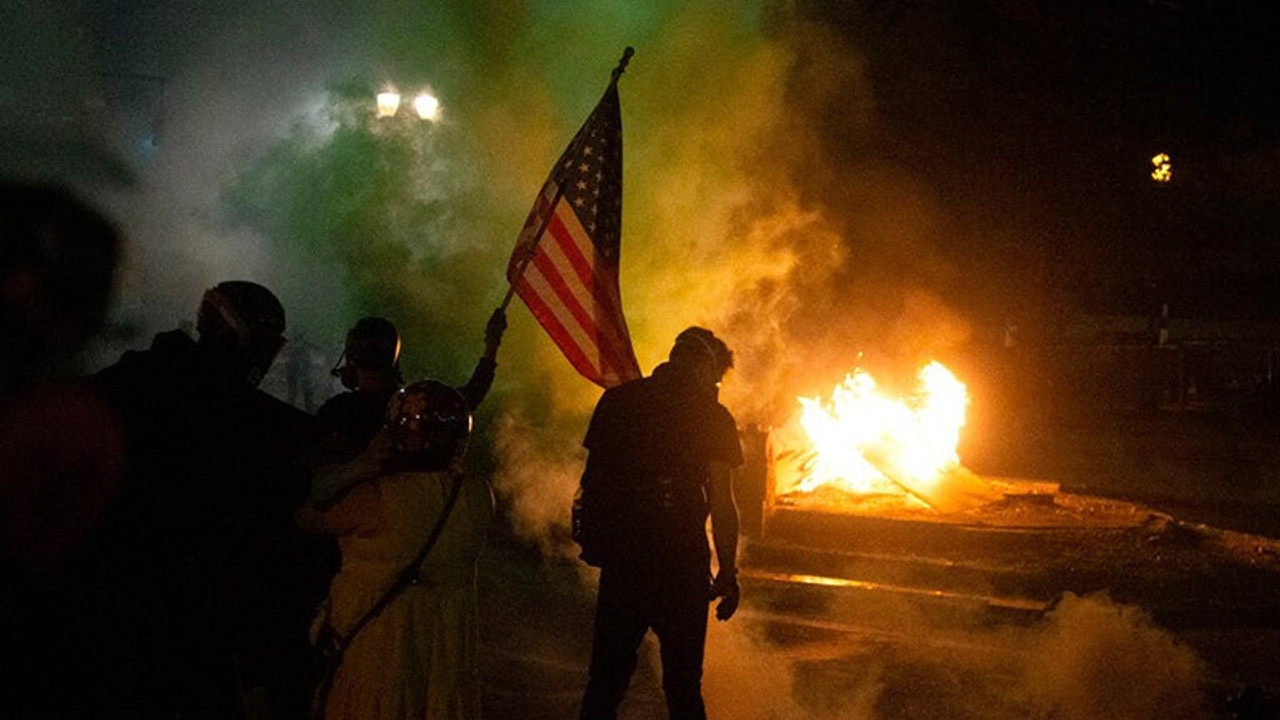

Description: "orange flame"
781 362 969 502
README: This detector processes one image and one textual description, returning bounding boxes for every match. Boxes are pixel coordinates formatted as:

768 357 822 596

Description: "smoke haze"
8 4 1256 717
697 591 1209 720
3 0 1006 575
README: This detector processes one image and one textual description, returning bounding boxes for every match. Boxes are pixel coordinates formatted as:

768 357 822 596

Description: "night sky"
797 0 1279 322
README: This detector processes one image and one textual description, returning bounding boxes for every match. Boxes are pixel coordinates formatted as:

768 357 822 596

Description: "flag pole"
498 47 635 312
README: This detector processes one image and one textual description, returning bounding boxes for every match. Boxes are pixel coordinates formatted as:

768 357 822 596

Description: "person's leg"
652 574 710 720
580 568 650 720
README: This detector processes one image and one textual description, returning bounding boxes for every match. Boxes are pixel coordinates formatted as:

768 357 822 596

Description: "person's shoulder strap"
312 471 465 716
341 472 463 644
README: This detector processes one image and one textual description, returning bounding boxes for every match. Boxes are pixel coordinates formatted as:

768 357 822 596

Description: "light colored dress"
320 468 493 720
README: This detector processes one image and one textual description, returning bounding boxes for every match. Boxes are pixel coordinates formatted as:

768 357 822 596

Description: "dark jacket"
576 361 743 574
39 329 310 716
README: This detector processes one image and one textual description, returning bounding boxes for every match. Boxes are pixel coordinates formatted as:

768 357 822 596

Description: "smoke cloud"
1021 592 1207 720
696 591 1209 720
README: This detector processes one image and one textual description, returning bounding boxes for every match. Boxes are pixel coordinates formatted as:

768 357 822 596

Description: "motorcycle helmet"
385 379 472 469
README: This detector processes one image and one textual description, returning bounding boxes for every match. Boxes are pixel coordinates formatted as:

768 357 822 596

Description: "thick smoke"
489 409 583 563
1021 593 1207 720
695 592 1209 720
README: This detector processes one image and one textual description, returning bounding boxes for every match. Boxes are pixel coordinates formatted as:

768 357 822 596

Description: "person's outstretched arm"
459 308 507 410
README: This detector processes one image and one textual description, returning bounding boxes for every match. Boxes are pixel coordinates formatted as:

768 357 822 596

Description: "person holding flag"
503 48 743 719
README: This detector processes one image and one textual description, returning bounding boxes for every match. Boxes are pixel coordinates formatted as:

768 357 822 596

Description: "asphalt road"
475 525 1280 720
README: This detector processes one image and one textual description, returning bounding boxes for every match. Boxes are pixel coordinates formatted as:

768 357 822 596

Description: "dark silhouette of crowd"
0 178 517 720
1 177 751 720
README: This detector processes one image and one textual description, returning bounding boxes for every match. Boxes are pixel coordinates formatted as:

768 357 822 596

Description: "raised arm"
458 308 507 410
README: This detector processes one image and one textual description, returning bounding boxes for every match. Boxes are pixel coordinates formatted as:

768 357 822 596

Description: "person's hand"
711 572 739 621
484 308 507 355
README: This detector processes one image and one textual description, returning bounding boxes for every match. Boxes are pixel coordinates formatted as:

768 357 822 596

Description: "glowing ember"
778 361 974 508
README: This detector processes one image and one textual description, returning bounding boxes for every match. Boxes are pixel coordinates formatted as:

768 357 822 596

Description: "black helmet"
196 280 286 386
344 317 401 369
332 316 401 389
385 379 472 470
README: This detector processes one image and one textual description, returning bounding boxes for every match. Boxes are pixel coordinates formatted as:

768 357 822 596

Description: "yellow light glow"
792 361 968 497
376 91 401 118
413 92 440 120
1151 152 1172 183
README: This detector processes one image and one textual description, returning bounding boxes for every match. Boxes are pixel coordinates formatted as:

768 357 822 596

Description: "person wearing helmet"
71 280 311 719
575 326 744 720
297 380 493 720
307 308 506 474
259 311 503 720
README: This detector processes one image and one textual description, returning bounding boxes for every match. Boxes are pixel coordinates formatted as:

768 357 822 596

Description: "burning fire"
777 361 984 510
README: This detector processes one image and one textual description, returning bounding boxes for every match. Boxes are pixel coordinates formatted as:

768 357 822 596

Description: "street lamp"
374 87 439 121
376 91 401 118
412 92 439 120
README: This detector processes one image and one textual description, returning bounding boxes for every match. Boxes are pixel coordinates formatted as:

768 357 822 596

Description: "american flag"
506 78 642 388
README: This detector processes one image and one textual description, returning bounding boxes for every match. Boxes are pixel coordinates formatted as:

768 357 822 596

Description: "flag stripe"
515 277 600 379
526 240 633 381
526 253 600 363
543 205 636 371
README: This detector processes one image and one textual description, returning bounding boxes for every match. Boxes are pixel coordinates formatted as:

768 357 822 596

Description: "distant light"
1151 152 1172 183
413 92 440 121
376 91 401 118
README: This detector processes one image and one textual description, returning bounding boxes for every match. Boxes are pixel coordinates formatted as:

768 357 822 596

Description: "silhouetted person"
37 280 311 719
299 380 492 720
256 310 505 719
309 311 507 474
1 181 125 718
0 180 124 567
575 327 744 720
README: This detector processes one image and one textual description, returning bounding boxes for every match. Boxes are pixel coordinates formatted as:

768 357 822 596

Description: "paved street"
475 521 1280 720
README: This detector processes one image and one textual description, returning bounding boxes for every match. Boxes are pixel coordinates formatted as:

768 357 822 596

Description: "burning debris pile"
740 361 1280 634
767 361 1052 522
